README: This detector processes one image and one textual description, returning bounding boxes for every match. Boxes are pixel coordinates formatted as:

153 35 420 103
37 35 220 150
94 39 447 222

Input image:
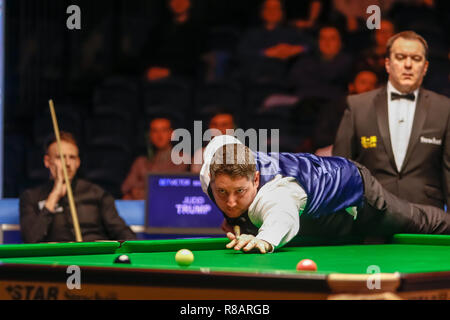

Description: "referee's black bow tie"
391 92 415 101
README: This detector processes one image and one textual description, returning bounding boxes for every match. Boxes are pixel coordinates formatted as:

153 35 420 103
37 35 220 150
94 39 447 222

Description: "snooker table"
1 234 450 300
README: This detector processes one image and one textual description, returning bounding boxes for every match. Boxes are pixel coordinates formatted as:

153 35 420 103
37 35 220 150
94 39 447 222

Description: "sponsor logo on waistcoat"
361 136 377 149
420 136 442 146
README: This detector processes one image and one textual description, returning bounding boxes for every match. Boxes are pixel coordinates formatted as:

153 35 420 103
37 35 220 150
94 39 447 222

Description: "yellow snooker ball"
175 249 194 266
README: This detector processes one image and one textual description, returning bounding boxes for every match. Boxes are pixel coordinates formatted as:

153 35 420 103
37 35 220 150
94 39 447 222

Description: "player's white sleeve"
199 135 243 195
248 175 307 251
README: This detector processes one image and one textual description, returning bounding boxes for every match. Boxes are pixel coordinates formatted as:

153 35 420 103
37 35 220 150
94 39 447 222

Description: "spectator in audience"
19 132 137 243
288 25 353 101
331 0 395 33
327 0 395 53
285 0 325 31
121 117 188 200
141 0 206 81
191 110 236 174
333 31 450 209
389 0 446 42
314 68 379 156
236 0 312 82
357 19 396 81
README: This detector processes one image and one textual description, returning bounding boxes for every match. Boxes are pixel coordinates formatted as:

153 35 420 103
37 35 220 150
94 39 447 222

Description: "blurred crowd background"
3 0 449 199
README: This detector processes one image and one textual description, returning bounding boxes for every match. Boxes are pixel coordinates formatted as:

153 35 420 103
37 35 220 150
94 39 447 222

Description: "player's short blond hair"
44 131 78 154
210 143 256 181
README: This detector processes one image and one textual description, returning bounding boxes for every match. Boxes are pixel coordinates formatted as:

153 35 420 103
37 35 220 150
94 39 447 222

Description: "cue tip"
234 225 241 239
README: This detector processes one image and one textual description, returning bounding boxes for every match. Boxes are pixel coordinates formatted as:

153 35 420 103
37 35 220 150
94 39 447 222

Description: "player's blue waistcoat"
253 152 364 218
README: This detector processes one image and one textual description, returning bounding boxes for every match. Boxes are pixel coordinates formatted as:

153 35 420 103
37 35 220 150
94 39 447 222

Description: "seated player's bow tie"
391 92 415 101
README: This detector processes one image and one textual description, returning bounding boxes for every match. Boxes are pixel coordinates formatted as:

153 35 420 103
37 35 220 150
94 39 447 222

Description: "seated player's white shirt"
249 174 307 251
200 135 308 251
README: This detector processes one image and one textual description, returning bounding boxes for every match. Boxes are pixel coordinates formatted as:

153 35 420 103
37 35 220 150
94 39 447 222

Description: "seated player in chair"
20 132 137 243
200 135 450 253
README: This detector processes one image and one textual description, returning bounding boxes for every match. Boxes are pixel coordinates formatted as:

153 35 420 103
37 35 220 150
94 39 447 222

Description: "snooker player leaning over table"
19 132 136 243
200 135 450 253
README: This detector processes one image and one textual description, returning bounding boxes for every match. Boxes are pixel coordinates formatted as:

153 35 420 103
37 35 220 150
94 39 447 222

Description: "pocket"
424 185 444 201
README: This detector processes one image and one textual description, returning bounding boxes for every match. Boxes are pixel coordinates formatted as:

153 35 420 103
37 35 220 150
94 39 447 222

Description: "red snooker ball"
296 259 317 271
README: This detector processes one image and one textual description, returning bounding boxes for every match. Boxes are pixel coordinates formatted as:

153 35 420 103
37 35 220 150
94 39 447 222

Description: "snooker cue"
234 225 241 240
48 99 83 242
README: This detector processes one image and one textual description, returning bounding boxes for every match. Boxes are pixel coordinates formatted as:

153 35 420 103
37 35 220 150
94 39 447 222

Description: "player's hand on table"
226 232 273 254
